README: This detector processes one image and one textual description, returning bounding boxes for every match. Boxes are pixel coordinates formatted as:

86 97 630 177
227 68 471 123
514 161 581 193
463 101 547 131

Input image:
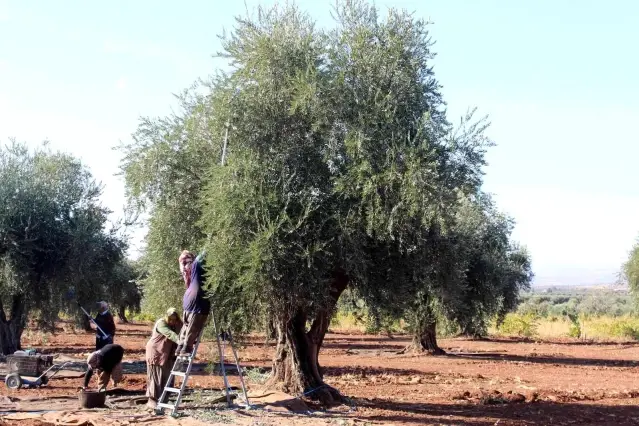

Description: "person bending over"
83 343 124 390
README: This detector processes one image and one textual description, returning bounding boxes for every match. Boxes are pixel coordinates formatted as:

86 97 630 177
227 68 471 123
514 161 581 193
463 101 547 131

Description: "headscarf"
164 307 182 331
178 250 195 287
165 307 178 322
97 301 109 312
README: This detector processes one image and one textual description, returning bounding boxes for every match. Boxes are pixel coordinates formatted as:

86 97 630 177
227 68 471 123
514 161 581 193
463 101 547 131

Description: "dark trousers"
96 335 113 350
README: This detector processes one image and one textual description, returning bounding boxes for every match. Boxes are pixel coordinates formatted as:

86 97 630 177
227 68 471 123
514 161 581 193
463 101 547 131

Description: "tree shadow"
321 342 405 351
449 352 639 368
469 336 639 347
322 365 431 378
351 397 639 425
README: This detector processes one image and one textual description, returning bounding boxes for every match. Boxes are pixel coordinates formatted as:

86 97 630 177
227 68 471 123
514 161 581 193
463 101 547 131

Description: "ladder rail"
156 326 205 416
156 317 250 415
171 335 200 415
211 315 232 407
227 329 251 408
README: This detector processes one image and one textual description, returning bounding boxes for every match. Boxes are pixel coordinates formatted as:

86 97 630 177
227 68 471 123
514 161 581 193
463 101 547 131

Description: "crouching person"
83 343 124 391
146 307 183 409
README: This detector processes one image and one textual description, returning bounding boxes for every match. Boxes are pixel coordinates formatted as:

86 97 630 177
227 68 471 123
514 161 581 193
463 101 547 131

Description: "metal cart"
4 354 74 389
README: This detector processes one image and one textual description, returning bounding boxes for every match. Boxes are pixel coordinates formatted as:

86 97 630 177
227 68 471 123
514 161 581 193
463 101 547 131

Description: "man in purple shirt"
176 250 211 356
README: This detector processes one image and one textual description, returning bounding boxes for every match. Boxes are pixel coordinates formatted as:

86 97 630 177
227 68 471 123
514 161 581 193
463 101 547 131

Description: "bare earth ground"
2 322 639 425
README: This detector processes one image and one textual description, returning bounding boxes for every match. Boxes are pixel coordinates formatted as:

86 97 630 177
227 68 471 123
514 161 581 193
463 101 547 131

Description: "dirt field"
2 321 639 425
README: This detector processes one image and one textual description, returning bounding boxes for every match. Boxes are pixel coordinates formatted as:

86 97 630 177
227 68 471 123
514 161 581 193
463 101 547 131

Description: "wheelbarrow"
5 361 75 389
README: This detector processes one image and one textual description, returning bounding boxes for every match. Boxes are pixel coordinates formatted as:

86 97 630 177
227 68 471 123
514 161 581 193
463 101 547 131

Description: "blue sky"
1 0 638 286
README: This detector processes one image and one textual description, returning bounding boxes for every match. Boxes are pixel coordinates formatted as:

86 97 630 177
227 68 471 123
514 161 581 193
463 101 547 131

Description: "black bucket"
79 390 106 408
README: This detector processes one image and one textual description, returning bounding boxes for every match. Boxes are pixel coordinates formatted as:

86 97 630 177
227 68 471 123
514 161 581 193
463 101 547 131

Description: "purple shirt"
183 255 211 314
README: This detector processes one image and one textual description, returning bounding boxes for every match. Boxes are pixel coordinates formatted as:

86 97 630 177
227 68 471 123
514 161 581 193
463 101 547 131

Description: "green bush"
589 317 639 340
496 313 538 338
567 314 581 338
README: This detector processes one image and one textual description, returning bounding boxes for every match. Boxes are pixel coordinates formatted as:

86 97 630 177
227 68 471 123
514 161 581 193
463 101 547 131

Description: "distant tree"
623 238 639 306
384 193 533 354
109 259 144 323
0 141 126 354
451 196 534 339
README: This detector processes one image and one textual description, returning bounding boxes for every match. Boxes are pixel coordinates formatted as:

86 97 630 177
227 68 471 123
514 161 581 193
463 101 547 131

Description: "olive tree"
121 0 510 403
0 141 126 354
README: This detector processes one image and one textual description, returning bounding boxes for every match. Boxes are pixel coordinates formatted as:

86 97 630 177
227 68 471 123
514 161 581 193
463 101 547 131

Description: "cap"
166 307 178 317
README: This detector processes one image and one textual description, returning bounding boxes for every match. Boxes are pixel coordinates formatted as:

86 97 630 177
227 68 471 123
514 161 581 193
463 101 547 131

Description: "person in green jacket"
145 307 183 409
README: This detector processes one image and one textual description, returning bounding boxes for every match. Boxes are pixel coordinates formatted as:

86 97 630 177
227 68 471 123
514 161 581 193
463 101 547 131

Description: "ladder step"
164 387 181 393
157 402 175 410
171 371 186 377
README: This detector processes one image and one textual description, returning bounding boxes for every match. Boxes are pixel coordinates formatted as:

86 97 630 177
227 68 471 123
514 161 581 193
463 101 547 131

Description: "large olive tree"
0 142 126 354
121 0 504 403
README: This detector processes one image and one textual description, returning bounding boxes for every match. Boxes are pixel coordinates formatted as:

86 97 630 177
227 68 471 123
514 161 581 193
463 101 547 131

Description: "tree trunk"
79 312 92 332
267 317 276 339
415 319 446 354
0 297 27 355
399 318 446 355
117 306 128 323
400 301 446 355
266 271 348 405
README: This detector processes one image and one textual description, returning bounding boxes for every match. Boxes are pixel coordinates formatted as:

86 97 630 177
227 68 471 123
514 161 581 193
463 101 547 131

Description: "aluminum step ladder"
155 318 250 416
155 327 207 416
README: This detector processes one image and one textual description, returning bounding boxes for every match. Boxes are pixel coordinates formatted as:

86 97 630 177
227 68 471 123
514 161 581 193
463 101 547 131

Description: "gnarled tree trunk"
0 296 27 355
266 271 348 405
267 317 276 339
79 313 92 332
117 306 128 323
400 302 446 355
414 318 445 355
399 318 445 355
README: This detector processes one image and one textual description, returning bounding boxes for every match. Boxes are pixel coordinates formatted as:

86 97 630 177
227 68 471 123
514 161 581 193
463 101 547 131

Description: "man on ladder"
155 250 212 415
176 250 210 357
157 249 250 416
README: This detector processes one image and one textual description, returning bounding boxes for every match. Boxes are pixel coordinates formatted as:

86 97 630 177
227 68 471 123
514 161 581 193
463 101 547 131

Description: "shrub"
588 317 639 340
496 313 538 338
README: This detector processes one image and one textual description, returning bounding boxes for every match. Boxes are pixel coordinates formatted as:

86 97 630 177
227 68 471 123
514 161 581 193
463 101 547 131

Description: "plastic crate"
6 354 54 376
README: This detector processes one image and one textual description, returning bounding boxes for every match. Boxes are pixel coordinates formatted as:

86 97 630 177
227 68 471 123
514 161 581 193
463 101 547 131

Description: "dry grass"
491 313 639 342
329 311 367 333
